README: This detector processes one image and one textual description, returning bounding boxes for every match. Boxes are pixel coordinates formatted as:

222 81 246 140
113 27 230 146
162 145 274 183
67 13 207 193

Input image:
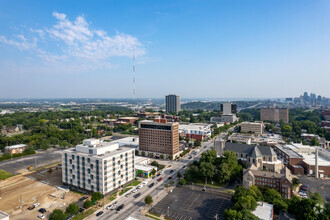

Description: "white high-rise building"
62 139 135 195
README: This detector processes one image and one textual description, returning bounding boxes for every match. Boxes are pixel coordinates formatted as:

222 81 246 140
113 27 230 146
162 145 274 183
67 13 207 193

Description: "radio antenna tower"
132 45 136 111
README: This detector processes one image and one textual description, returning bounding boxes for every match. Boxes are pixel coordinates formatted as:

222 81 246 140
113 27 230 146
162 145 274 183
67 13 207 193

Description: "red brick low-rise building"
243 165 294 199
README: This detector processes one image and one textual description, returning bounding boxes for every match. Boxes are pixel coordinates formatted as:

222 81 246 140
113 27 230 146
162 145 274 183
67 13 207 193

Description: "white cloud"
0 11 146 72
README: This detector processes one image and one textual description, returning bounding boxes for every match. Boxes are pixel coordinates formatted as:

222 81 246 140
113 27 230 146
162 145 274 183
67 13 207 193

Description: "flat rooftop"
64 145 133 159
275 145 303 158
252 202 273 220
5 144 26 149
301 153 330 166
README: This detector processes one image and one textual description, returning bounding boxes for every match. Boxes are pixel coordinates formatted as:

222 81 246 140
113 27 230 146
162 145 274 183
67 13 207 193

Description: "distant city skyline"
1 1 330 98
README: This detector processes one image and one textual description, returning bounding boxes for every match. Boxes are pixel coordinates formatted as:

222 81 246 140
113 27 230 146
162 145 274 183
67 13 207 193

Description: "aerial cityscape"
0 1 330 220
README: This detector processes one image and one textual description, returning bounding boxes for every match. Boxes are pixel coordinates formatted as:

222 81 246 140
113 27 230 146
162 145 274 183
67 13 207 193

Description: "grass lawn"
119 187 132 196
188 179 227 188
127 180 141 187
146 214 161 220
148 211 161 217
108 192 117 201
72 208 95 220
0 169 12 180
223 190 234 194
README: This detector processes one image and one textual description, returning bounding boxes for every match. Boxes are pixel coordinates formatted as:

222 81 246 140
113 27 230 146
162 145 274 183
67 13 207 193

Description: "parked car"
79 196 88 201
28 205 35 210
79 208 85 213
148 183 155 188
168 177 172 180
96 211 103 216
34 203 40 207
157 177 162 182
38 214 45 219
106 205 113 210
38 208 46 213
170 170 174 173
157 173 161 177
114 201 118 205
134 193 141 198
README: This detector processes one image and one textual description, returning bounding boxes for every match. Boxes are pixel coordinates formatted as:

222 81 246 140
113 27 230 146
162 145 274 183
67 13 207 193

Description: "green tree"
233 195 257 211
151 169 157 176
177 171 182 179
49 209 66 220
160 154 164 159
200 161 215 185
66 203 79 215
83 200 93 209
91 192 103 202
169 180 175 185
178 179 187 186
263 189 282 204
310 192 324 205
292 177 300 190
218 163 231 183
273 198 288 212
145 195 153 206
194 139 201 147
168 154 173 160
200 150 217 164
281 124 293 137
141 151 145 157
224 209 240 220
311 137 319 146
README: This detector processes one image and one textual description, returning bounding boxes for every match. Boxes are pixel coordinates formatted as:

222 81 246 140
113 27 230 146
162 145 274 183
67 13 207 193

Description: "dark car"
79 208 85 213
116 204 125 211
157 173 161 177
152 176 156 179
28 205 35 210
96 211 103 216
157 177 162 182
79 196 88 201
38 208 46 213
148 183 155 188
133 193 141 198
168 176 172 180
169 170 174 173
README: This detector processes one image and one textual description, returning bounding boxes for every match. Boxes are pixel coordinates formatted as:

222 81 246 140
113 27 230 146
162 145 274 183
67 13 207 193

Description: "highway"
87 140 215 220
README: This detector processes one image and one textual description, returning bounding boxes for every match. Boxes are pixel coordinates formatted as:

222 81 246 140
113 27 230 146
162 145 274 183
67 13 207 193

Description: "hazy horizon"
1 1 330 99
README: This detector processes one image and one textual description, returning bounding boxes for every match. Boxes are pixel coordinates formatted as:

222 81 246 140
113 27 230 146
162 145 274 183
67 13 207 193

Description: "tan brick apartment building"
240 122 264 134
260 108 289 123
139 120 179 158
243 165 294 199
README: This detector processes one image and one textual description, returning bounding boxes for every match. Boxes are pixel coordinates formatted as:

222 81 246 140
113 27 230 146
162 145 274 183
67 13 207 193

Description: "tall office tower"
310 93 316 104
317 95 322 104
139 120 179 157
221 102 237 114
260 108 289 123
303 92 309 102
62 139 135 195
166 94 181 114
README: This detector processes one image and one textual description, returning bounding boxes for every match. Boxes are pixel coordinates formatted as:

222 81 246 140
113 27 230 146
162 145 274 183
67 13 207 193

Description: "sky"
0 0 330 99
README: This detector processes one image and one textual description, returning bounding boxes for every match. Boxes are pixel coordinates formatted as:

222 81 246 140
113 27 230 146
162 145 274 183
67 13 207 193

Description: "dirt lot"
0 167 83 220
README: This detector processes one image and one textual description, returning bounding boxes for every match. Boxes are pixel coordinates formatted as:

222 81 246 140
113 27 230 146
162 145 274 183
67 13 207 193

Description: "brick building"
243 165 294 199
138 120 179 158
260 108 289 123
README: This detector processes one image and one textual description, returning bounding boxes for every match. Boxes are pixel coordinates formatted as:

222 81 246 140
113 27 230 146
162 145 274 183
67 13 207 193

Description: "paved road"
0 150 62 174
88 140 214 220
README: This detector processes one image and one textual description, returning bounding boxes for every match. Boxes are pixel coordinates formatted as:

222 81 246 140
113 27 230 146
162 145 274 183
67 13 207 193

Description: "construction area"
151 187 233 220
0 165 83 220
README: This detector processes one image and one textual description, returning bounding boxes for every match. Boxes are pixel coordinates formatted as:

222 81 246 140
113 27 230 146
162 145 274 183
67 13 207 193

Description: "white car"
132 189 137 193
106 205 113 210
38 214 45 219
34 203 40 207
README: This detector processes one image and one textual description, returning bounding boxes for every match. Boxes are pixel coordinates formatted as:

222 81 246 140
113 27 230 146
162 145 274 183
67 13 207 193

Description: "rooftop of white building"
300 153 330 166
179 123 212 132
252 202 273 220
5 144 27 149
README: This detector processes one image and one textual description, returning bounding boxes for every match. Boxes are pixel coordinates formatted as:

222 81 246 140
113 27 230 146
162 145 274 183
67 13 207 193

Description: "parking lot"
151 187 232 220
0 150 62 174
299 176 330 202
